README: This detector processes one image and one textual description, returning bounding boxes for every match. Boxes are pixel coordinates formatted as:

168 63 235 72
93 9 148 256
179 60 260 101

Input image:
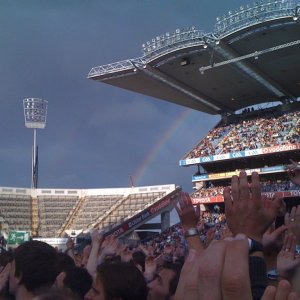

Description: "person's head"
147 262 182 300
9 241 58 297
56 266 92 299
84 262 147 300
56 252 75 273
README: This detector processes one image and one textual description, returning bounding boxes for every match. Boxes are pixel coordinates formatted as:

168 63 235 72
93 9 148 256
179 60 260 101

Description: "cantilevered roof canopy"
88 0 300 115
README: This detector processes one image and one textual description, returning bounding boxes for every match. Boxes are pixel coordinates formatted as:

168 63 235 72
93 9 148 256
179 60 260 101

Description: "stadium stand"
0 185 177 239
185 105 300 209
37 195 80 237
93 191 167 231
185 110 300 158
70 194 125 230
0 193 31 231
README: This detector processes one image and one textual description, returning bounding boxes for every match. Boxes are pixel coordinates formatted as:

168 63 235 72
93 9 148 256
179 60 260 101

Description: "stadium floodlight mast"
23 98 48 189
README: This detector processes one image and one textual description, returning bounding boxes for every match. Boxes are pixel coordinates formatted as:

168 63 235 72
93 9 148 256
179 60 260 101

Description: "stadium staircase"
31 197 39 236
88 192 166 233
58 196 86 237
85 194 130 231
93 188 181 239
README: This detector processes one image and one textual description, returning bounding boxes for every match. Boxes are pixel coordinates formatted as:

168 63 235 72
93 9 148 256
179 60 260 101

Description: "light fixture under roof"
180 58 190 66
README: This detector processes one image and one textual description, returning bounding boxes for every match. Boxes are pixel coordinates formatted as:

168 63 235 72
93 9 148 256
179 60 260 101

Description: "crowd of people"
192 179 300 199
0 161 299 299
186 110 300 159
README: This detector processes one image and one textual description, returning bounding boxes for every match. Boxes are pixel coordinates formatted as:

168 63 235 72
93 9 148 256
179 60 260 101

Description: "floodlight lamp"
180 58 190 67
23 98 48 129
216 40 220 45
203 44 208 48
293 15 298 21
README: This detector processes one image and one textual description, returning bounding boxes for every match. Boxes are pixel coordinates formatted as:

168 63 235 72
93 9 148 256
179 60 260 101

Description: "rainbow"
132 108 192 185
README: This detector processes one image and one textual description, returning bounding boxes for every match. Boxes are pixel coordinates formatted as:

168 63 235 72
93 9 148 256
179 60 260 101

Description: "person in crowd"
9 240 59 300
0 159 299 300
84 262 148 300
55 266 92 299
185 110 300 159
173 170 300 299
147 261 182 300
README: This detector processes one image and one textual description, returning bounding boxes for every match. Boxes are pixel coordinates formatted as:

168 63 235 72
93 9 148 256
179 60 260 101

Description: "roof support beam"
131 60 234 114
203 41 296 100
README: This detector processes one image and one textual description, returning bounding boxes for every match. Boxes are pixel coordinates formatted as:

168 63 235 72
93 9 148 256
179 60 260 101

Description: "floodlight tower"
23 98 48 189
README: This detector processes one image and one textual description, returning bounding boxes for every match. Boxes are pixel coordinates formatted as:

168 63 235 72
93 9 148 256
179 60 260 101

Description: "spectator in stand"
287 159 300 187
185 110 300 159
192 177 300 201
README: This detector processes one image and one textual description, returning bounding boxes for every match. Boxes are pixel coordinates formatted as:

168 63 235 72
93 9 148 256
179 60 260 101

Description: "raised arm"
86 229 104 279
173 191 203 253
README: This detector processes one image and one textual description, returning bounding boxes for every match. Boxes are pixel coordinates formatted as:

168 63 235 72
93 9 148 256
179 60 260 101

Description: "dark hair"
132 251 146 272
56 252 75 272
14 241 58 293
162 261 183 296
0 250 13 267
97 262 147 300
63 267 92 299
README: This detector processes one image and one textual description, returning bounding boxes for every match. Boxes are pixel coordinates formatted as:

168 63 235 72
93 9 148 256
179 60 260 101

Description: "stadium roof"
88 0 300 115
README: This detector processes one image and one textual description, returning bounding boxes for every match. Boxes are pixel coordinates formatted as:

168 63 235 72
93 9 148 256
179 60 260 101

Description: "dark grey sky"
0 0 248 191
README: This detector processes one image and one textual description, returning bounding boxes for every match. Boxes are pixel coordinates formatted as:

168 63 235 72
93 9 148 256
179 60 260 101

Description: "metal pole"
32 128 37 189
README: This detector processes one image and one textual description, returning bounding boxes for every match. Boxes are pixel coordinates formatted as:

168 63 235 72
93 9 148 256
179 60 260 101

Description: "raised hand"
174 234 252 300
262 224 287 253
81 244 92 267
285 205 300 244
261 280 300 300
173 192 200 231
86 229 104 278
224 171 281 241
66 237 74 250
101 235 119 256
91 228 104 246
144 256 157 283
277 233 300 280
286 159 300 187
173 192 203 253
